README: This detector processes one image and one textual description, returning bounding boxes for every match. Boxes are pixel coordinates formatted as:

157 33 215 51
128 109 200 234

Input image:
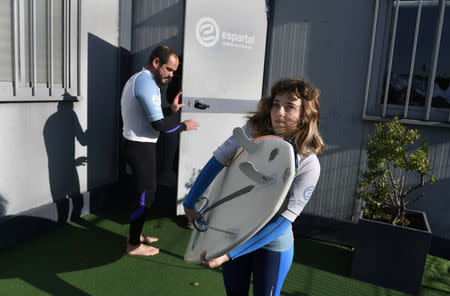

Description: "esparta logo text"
195 16 255 50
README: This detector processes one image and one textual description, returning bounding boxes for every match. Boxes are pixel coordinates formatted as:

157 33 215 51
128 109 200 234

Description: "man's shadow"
43 101 88 223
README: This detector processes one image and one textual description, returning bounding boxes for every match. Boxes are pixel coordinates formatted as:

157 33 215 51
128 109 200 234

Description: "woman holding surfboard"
184 78 324 296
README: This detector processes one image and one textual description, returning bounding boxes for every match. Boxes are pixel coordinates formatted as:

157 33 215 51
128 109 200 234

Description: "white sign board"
177 0 268 214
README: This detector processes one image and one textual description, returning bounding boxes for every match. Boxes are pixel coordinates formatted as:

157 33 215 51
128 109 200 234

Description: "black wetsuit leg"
123 138 157 246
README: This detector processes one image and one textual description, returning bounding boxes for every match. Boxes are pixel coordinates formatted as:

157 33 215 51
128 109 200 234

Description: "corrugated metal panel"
131 0 184 72
420 135 450 239
264 0 374 222
303 148 361 220
265 21 310 91
431 142 449 181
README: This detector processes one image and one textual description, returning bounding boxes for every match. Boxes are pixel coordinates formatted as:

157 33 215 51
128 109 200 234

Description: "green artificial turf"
0 204 448 296
422 254 450 294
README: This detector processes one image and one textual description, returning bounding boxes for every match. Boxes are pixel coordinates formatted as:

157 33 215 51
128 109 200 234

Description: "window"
363 0 450 127
0 0 79 102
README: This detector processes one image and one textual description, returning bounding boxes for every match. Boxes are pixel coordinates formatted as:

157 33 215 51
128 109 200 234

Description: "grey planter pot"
351 209 432 295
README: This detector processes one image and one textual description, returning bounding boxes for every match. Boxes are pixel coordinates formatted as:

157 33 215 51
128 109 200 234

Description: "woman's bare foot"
126 243 159 256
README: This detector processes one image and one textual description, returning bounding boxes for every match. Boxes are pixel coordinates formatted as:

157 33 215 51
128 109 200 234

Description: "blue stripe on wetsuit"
228 215 291 260
274 246 294 295
164 125 182 133
222 245 294 296
254 246 294 296
183 156 224 209
130 191 146 221
134 72 164 122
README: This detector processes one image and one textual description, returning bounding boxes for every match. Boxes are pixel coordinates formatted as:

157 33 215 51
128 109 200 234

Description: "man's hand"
200 251 230 269
171 90 184 113
184 119 199 131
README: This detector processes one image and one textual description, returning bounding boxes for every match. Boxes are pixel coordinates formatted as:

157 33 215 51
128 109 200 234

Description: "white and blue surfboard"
184 127 295 263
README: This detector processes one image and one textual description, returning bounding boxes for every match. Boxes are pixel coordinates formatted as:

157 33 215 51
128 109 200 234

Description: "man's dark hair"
147 45 178 67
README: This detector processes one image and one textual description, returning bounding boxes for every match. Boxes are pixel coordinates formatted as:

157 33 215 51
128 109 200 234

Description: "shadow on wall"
87 33 121 191
86 33 133 210
43 101 88 223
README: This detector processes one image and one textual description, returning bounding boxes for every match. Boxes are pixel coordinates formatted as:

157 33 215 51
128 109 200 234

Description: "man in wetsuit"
121 45 199 256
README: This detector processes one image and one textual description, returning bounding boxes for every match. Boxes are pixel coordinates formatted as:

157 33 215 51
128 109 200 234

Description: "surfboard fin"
233 127 261 154
239 161 275 185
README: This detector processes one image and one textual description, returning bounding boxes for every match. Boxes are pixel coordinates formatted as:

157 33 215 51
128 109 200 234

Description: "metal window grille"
363 0 450 128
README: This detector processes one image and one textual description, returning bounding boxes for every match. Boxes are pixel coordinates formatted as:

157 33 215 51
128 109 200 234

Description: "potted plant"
351 117 438 295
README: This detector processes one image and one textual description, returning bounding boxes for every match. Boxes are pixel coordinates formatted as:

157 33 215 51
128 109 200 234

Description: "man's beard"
154 69 170 87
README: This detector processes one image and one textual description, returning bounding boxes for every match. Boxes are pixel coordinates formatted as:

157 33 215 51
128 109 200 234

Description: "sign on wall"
177 0 268 214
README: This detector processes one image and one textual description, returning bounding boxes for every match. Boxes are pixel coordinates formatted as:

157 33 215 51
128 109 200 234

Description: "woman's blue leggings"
222 246 294 296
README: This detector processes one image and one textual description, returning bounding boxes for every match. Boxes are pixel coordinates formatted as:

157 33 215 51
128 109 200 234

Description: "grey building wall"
128 0 450 243
0 0 122 225
131 0 185 73
84 0 122 192
264 0 450 243
264 0 373 222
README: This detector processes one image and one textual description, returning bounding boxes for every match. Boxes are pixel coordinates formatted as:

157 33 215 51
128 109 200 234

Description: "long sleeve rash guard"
133 72 186 134
121 68 186 142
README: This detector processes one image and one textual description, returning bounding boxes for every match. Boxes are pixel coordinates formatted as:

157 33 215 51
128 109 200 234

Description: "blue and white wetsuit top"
121 68 164 142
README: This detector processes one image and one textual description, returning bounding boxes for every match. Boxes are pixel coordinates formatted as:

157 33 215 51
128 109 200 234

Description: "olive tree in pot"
351 117 438 295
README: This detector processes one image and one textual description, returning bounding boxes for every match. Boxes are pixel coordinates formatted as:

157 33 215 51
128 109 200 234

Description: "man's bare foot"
141 234 158 244
127 235 159 244
126 243 159 256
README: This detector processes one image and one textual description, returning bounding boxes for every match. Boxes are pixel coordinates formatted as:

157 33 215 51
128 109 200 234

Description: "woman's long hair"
247 78 324 156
